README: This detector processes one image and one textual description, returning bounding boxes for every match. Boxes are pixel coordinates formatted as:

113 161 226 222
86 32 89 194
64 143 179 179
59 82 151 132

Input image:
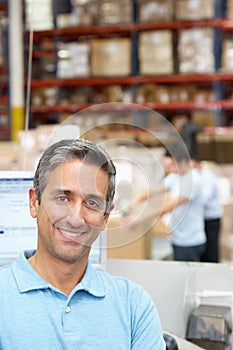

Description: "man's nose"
66 201 85 225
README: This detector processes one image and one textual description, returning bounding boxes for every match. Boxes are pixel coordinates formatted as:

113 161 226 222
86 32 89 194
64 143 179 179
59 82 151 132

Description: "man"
193 159 223 262
126 147 206 262
172 115 203 160
163 150 206 261
0 139 165 349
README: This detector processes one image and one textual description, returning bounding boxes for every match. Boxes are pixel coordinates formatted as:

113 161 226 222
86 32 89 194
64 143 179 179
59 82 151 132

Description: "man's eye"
86 199 98 208
85 199 105 211
56 195 68 203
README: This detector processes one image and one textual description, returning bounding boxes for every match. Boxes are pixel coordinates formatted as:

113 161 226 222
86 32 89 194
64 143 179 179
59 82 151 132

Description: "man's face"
29 160 112 264
164 156 178 174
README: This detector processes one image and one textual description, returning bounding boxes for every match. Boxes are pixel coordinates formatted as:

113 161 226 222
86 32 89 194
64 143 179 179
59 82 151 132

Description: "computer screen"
0 171 106 268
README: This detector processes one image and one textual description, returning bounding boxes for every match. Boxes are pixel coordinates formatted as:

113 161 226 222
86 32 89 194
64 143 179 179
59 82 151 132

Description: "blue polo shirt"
0 251 165 350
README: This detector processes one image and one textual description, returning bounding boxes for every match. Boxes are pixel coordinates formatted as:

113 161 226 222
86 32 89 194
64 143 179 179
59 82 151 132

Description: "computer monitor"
0 171 106 268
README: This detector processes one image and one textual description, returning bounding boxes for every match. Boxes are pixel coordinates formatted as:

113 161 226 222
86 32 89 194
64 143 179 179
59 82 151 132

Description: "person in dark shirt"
173 115 203 160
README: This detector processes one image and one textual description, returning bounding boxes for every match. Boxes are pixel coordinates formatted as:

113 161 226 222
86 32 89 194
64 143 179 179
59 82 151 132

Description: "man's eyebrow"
49 189 73 196
85 193 106 203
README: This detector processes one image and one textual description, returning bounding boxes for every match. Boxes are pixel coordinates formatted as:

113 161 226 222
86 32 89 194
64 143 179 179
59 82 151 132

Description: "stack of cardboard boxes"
227 0 233 17
90 38 131 76
175 0 215 20
138 0 174 23
57 0 132 27
138 30 174 75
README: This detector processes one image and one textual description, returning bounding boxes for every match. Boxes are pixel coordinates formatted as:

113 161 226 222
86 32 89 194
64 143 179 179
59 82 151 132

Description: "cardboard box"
221 38 233 72
139 30 174 75
138 0 174 23
192 111 216 128
226 0 233 18
107 226 152 259
0 142 20 170
69 0 98 26
175 0 215 20
90 38 131 76
97 0 132 24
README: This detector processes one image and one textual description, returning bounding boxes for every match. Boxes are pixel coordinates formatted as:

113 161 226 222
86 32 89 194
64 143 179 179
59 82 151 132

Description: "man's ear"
101 203 114 230
29 187 38 218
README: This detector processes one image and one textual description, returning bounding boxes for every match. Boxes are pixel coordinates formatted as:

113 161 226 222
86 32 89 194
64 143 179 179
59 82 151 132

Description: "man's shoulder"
0 264 12 277
94 267 146 297
0 264 14 292
95 267 135 284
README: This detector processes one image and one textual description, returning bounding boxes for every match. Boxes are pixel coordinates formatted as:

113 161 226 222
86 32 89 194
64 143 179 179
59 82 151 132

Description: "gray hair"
34 139 116 212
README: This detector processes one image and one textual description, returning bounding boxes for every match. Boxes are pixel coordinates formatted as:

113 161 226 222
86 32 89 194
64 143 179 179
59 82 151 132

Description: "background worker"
172 115 203 160
193 159 223 262
161 149 206 261
126 146 206 262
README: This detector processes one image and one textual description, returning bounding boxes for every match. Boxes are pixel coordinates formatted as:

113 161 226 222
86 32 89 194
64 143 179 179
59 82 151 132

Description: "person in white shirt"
126 147 206 262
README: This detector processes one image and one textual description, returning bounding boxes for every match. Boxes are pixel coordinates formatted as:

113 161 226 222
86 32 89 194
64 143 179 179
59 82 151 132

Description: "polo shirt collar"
12 250 106 298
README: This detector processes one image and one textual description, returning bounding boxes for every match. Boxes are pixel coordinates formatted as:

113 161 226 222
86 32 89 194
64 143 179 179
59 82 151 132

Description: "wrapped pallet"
24 0 54 30
178 28 214 74
57 42 90 78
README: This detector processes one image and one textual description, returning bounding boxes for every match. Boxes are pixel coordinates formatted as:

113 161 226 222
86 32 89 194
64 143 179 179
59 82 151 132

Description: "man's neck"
178 161 192 175
28 252 87 296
